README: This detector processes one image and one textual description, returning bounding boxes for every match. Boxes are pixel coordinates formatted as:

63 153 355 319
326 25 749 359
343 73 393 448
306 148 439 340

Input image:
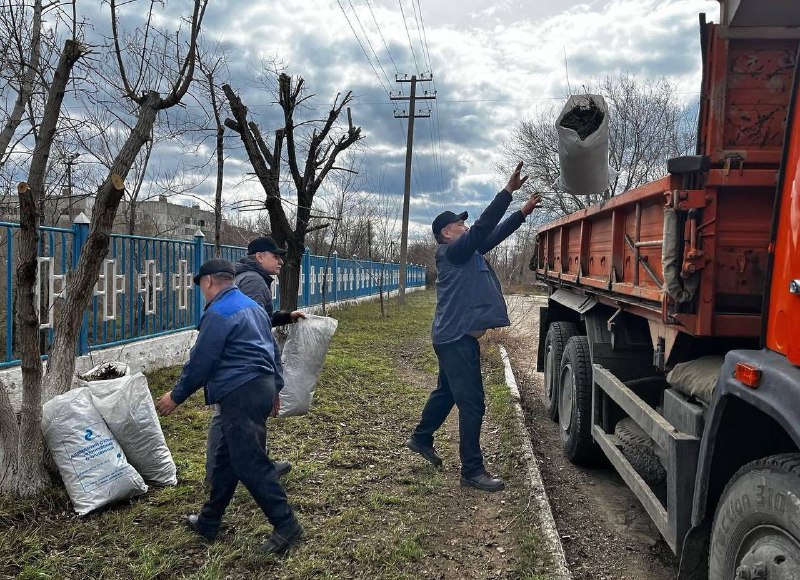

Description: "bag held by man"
279 315 338 416
554 94 617 195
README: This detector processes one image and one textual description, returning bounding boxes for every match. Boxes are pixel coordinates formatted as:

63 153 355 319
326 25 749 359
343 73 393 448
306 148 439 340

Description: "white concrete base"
499 345 572 579
0 287 426 412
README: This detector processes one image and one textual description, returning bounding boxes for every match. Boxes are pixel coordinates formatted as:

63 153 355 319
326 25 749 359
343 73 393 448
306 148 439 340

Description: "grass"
0 290 554 580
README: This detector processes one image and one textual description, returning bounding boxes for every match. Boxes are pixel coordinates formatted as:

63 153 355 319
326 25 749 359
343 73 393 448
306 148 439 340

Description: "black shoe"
185 514 217 541
260 519 304 556
404 438 443 468
460 472 505 492
274 460 292 479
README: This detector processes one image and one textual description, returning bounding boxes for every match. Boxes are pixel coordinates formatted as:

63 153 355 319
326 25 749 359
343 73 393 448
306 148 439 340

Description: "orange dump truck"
531 2 800 578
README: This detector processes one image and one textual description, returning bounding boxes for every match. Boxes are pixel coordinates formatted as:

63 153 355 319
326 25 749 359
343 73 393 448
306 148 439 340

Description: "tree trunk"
44 93 160 401
279 238 304 311
1 39 85 497
0 0 43 165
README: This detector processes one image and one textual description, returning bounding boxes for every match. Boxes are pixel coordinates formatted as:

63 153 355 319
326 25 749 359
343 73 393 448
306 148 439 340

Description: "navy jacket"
432 189 526 344
171 286 277 405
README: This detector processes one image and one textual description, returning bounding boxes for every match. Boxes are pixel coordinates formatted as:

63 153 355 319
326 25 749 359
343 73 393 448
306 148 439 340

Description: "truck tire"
558 335 596 465
543 322 579 421
614 417 666 485
709 453 800 580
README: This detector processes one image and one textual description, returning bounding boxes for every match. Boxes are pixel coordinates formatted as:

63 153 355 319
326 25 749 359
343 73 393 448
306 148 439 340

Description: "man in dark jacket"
405 162 541 492
156 259 302 555
227 236 305 477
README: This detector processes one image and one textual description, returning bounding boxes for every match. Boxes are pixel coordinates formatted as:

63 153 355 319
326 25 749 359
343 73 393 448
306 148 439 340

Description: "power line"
336 0 392 96
409 0 431 73
397 0 421 75
415 0 434 74
348 0 394 89
365 0 399 74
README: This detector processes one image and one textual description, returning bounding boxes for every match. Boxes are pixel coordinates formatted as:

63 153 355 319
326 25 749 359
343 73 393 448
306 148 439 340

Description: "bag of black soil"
554 94 617 195
41 387 148 516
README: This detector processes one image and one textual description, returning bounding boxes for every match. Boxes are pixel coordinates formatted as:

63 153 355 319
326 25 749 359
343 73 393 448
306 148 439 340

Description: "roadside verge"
499 345 572 579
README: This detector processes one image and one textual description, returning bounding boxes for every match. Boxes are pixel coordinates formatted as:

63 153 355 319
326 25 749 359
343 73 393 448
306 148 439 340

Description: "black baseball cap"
193 258 235 285
432 210 468 238
247 236 288 256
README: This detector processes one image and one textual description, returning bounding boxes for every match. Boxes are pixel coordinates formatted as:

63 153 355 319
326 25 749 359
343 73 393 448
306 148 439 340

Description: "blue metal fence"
0 219 426 368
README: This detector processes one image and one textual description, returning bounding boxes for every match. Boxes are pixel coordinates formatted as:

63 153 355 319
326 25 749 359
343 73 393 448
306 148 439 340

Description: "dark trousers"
411 335 486 477
196 375 294 537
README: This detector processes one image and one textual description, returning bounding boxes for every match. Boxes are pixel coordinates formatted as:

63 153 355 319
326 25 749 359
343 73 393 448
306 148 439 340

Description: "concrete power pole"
391 73 435 305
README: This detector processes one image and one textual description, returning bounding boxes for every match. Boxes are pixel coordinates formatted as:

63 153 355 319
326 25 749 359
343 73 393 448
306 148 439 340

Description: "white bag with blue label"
41 387 147 516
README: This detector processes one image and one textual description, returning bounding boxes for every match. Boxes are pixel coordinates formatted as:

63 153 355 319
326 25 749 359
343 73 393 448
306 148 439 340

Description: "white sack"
554 94 617 195
88 373 177 486
279 315 338 417
41 387 147 516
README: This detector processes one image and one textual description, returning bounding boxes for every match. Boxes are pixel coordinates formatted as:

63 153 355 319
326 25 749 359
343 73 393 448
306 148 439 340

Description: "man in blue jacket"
405 162 541 492
156 258 302 555
199 236 304 482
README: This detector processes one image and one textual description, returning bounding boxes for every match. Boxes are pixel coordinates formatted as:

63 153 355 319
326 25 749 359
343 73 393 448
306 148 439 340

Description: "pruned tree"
196 48 228 256
0 0 208 498
500 74 697 220
223 73 363 310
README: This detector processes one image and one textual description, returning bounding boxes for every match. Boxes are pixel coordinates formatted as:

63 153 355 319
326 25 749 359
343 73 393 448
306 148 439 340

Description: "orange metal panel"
715 314 762 337
699 25 798 165
610 283 663 303
766 71 800 365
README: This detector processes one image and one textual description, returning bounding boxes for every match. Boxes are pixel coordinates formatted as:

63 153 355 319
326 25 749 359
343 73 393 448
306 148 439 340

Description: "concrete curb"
499 345 572 579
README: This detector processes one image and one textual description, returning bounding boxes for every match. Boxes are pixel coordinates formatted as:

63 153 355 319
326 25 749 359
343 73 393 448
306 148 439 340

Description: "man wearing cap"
228 235 305 477
156 258 303 556
404 162 542 492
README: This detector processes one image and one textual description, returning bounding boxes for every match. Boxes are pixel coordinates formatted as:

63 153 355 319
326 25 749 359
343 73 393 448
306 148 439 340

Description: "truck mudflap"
690 349 800 530
592 365 700 556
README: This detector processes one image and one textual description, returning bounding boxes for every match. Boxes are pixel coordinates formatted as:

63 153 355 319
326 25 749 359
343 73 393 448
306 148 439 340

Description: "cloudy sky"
78 0 720 238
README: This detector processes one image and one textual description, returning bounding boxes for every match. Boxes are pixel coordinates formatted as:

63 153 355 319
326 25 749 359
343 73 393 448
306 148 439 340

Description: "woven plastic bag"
41 387 148 516
554 94 617 195
278 315 338 417
87 373 177 486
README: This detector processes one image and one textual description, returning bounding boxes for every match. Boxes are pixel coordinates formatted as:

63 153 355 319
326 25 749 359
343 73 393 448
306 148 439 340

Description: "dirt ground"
396 342 548 580
503 295 680 580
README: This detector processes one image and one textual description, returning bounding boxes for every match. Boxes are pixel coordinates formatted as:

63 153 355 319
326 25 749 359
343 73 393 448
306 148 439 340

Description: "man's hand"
156 392 179 416
270 394 281 418
504 161 529 193
521 192 543 217
290 310 306 322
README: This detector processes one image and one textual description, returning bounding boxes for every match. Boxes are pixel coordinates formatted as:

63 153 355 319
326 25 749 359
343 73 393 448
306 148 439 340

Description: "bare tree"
223 73 363 310
0 0 208 498
196 49 228 256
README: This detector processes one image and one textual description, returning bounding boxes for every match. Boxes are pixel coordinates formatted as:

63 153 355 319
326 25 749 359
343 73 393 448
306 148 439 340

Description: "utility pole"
391 73 435 305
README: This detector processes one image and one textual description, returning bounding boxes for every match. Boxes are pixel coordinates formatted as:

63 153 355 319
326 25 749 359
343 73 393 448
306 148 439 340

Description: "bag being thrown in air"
279 315 338 417
87 372 177 486
41 387 148 516
554 94 617 195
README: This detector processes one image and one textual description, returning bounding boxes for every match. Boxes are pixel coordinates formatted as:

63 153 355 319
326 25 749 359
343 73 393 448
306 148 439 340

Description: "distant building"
133 195 215 239
1 191 261 244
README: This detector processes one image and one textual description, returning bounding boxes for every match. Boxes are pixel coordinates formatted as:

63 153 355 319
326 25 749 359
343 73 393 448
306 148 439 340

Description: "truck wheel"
709 453 800 580
614 417 666 485
558 335 595 464
543 322 579 422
